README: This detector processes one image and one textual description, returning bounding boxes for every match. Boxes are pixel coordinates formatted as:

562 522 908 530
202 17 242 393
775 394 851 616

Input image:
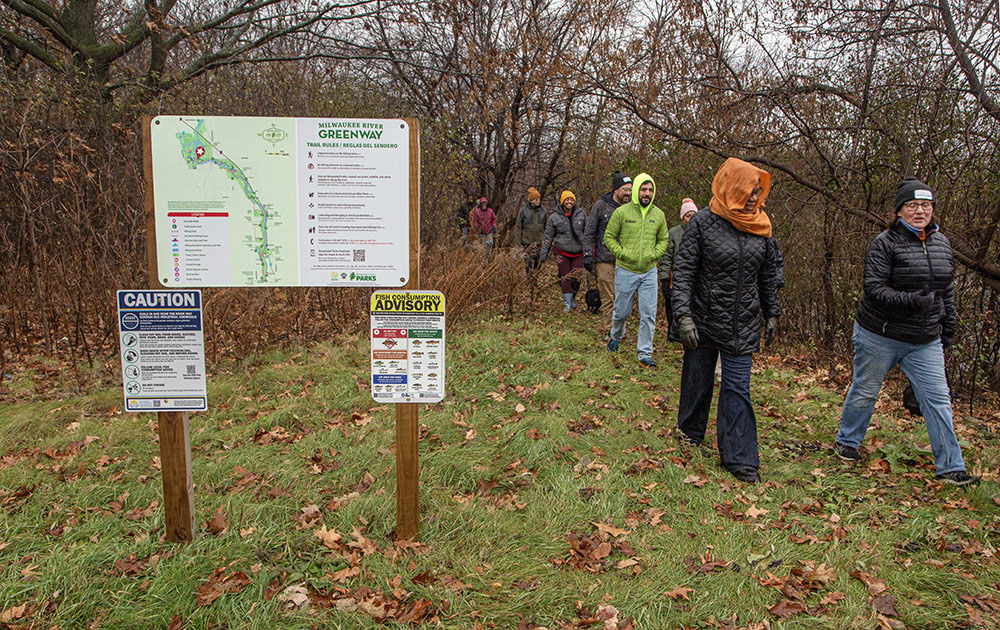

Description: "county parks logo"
330 271 377 282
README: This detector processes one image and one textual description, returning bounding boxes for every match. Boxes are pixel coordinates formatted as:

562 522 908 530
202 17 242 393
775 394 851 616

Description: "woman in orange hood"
671 158 785 483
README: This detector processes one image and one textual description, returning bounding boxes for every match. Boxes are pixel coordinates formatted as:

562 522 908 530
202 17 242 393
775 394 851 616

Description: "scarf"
709 157 773 238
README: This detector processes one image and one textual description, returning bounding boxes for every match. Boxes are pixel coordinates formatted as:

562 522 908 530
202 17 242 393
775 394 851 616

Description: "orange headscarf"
709 158 773 238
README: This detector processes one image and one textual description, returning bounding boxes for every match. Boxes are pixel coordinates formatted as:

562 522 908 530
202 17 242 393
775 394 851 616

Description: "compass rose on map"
259 124 288 146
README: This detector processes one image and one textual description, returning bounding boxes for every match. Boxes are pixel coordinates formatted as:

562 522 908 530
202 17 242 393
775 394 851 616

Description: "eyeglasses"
902 201 933 212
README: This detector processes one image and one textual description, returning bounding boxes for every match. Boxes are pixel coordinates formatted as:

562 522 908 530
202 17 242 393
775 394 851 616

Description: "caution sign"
371 291 445 403
118 290 208 412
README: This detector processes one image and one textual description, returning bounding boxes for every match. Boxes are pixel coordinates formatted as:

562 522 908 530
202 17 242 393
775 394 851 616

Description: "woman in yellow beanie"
540 190 587 311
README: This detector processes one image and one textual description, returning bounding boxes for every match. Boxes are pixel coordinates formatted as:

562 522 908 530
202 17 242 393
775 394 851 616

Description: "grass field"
1 308 998 629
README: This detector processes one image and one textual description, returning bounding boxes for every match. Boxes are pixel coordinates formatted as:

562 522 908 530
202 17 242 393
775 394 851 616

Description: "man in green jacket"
603 173 669 366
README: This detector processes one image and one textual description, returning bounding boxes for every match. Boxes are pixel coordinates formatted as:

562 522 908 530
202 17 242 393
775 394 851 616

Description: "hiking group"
457 159 978 487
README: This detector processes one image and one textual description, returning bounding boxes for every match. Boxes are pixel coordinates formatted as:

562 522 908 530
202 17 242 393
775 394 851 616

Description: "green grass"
1 309 998 628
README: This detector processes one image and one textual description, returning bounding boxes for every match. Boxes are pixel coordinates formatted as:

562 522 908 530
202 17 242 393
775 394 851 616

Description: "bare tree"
0 0 382 103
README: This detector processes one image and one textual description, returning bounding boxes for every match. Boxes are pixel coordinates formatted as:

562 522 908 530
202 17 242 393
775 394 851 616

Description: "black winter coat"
855 221 956 344
671 210 783 355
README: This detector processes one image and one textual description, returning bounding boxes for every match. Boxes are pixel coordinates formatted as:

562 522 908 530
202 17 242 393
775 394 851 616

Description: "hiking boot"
834 442 862 462
606 338 619 352
936 471 980 487
639 357 658 367
731 467 760 483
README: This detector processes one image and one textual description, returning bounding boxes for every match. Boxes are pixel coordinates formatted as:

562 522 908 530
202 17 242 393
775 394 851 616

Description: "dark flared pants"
677 346 759 472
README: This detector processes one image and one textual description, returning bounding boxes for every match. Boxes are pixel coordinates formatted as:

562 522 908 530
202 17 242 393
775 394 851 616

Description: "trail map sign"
118 290 207 412
371 291 445 403
149 116 410 287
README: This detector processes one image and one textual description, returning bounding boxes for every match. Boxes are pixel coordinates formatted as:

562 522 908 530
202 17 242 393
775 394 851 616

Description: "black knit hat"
612 171 632 193
894 177 935 212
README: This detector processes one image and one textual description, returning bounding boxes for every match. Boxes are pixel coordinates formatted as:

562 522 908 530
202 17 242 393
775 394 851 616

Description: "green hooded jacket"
602 173 669 274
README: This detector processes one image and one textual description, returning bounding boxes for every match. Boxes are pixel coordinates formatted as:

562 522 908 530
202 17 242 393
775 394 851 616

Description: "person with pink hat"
659 198 700 335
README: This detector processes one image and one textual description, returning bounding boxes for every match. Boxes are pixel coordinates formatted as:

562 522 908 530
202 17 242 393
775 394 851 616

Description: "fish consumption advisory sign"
370 291 445 403
118 290 207 411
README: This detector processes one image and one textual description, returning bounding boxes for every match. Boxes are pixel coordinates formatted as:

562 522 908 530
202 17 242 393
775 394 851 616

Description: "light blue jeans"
837 321 965 474
610 267 658 361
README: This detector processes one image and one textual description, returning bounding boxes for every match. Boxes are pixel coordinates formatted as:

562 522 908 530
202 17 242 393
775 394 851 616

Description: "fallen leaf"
0 602 30 623
683 474 708 487
820 591 846 606
314 525 342 550
196 568 251 606
663 586 695 601
592 522 630 538
295 504 322 529
769 598 807 618
124 500 158 521
746 504 769 519
873 593 899 617
850 569 888 596
278 584 310 609
329 565 360 582
614 557 641 570
205 505 229 536
111 554 147 577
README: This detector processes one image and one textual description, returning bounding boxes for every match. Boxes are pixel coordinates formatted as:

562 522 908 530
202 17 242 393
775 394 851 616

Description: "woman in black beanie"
833 177 978 486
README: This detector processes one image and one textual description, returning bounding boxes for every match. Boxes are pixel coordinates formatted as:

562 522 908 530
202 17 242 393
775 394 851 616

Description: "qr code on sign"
186 364 197 375
353 249 366 262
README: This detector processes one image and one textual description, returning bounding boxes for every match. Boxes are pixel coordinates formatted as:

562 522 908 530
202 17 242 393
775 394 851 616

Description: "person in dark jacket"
672 158 784 483
515 187 548 273
541 190 588 311
456 195 474 237
833 177 978 486
660 198 699 334
583 172 632 336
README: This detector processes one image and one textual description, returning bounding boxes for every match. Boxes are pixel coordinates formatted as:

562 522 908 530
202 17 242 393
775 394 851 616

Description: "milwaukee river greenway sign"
149 116 410 287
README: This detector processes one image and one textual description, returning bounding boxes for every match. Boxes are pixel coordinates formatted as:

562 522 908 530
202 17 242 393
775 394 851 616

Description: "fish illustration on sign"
382 338 398 348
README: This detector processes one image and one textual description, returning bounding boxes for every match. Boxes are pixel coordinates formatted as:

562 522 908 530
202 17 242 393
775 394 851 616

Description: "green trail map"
150 116 297 286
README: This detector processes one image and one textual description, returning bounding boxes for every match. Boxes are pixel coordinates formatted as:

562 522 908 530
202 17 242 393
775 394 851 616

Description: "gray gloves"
677 316 699 349
764 316 779 347
914 288 936 311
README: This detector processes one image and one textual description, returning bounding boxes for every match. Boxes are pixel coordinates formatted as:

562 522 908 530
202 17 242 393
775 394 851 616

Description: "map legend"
168 211 230 285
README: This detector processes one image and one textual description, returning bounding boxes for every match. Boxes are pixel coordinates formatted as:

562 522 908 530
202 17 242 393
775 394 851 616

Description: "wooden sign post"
142 117 196 543
395 118 421 542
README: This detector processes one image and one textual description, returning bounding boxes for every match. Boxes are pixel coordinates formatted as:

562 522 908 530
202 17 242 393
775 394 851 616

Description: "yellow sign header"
371 291 445 313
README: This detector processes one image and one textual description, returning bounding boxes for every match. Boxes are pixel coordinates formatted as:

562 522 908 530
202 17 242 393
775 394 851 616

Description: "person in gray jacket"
582 171 632 335
541 190 588 311
659 198 700 334
514 187 548 273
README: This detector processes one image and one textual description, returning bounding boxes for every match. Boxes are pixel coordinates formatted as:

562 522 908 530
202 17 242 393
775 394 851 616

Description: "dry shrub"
421 242 536 323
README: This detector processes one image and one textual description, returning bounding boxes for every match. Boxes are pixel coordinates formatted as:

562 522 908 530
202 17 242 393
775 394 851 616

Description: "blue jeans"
678 347 758 472
837 321 965 475
609 267 658 360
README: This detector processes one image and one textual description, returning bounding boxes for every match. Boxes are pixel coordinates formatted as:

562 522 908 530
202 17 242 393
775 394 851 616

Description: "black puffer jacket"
855 221 956 344
671 210 783 355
